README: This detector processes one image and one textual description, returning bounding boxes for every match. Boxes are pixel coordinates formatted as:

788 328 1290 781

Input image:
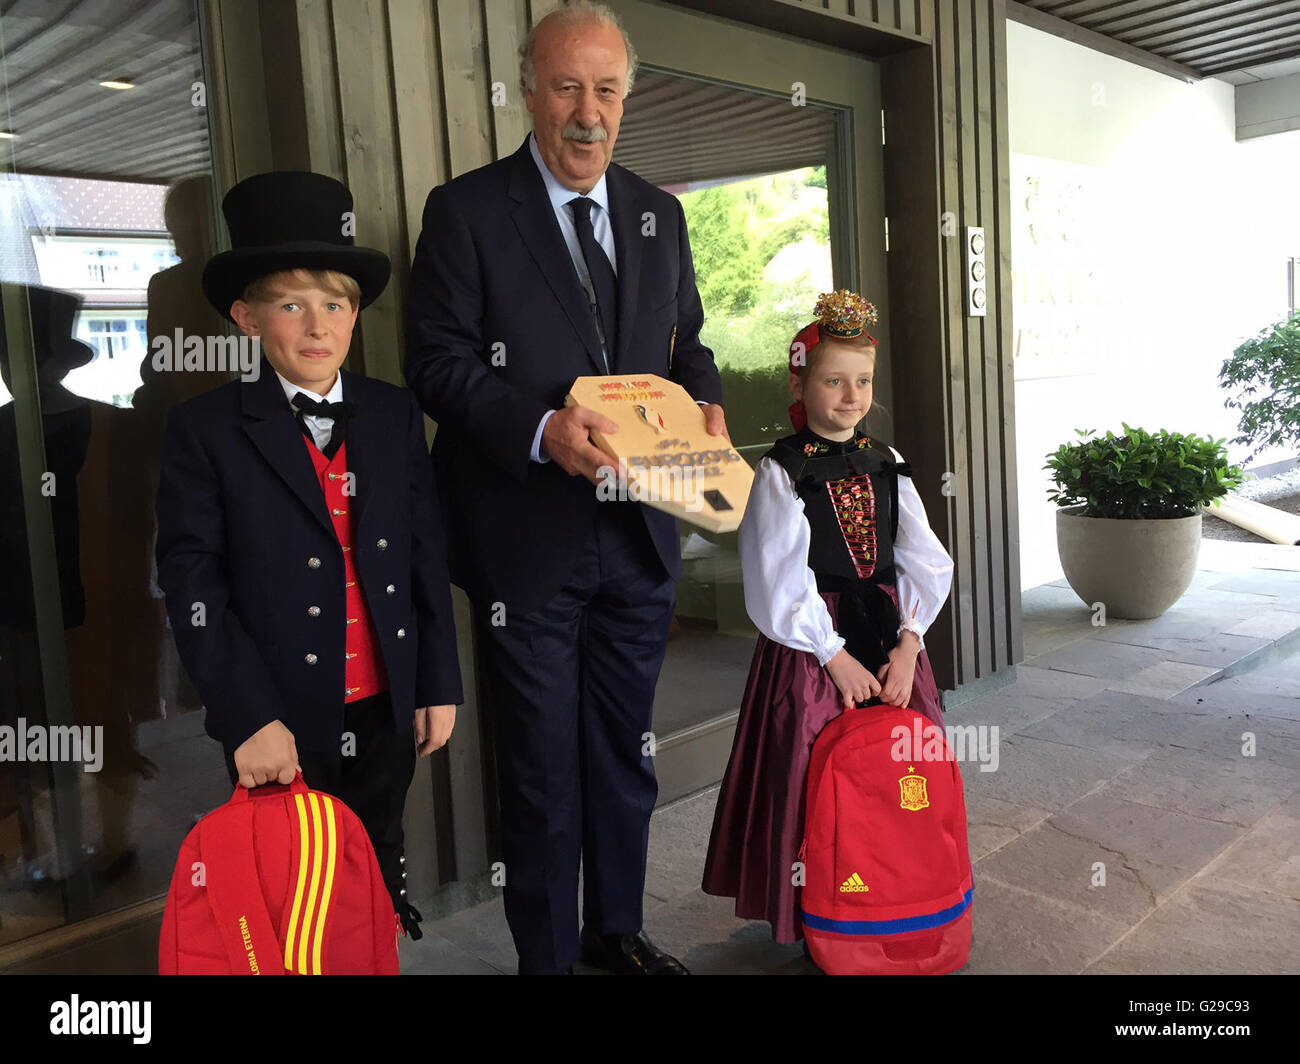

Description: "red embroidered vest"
304 438 388 703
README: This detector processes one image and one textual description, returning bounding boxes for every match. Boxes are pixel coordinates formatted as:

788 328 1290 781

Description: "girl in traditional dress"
702 290 955 946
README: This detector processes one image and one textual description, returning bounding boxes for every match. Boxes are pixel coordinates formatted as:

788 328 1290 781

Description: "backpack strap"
198 778 309 975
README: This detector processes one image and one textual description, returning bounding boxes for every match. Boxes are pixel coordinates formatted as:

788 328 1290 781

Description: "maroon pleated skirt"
701 583 945 944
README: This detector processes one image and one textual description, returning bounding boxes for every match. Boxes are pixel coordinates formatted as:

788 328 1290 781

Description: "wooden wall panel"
486 0 533 156
333 0 408 384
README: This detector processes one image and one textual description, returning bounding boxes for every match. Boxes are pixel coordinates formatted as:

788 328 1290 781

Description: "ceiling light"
99 78 135 90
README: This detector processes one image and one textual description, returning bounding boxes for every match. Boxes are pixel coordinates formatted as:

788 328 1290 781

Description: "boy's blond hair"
241 268 361 307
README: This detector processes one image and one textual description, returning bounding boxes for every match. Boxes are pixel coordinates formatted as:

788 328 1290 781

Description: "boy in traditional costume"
155 172 462 938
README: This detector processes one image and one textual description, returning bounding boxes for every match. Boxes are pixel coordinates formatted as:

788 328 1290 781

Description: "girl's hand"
876 632 920 707
825 648 882 709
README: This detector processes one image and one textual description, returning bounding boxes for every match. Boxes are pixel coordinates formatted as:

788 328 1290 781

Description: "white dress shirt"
738 445 954 663
276 369 343 452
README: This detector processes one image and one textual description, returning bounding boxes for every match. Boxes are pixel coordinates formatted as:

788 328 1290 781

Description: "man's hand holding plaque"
565 375 754 533
542 404 622 484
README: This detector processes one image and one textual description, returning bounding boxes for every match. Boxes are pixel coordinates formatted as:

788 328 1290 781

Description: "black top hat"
201 171 391 321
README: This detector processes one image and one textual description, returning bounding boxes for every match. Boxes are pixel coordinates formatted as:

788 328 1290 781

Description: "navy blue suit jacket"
154 366 463 753
405 138 724 614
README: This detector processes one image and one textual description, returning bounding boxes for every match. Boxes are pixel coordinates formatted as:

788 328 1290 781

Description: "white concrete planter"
1055 505 1201 620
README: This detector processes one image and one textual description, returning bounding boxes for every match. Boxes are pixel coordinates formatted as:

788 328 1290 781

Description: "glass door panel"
610 0 885 778
0 0 231 950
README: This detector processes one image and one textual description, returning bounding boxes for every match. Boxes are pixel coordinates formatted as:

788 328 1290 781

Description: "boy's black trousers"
221 690 416 918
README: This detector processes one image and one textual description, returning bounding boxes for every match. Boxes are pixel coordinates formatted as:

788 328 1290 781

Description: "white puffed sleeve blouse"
738 445 954 662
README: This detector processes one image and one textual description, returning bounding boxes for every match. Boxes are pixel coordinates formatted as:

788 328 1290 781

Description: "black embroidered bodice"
762 427 916 682
762 426 914 587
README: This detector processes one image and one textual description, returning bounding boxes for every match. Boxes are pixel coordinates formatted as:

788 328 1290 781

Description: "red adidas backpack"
159 774 399 974
800 705 973 975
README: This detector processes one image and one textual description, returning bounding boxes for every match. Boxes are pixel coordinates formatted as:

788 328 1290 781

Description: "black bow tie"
291 392 355 422
291 391 355 457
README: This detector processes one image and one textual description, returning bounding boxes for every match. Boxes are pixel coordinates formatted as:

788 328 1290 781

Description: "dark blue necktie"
568 196 617 372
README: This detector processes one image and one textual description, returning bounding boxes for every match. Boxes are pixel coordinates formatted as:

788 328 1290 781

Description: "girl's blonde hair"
241 268 361 306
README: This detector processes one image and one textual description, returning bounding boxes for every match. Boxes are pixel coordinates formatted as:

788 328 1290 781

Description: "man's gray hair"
519 0 639 98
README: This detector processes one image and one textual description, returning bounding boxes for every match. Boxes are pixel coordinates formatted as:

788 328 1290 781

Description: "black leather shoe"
579 927 689 974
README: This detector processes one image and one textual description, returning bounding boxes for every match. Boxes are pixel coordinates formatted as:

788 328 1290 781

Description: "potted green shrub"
1045 425 1243 619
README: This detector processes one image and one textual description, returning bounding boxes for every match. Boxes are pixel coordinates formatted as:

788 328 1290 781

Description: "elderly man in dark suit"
405 0 726 974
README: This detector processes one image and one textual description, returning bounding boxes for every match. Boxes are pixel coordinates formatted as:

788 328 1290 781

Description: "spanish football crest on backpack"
159 774 400 975
800 705 973 975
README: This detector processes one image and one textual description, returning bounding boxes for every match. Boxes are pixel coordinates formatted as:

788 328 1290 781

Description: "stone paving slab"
1171 713 1300 772
398 931 505 975
1015 691 1210 758
1103 660 1221 698
960 876 1129 975
1007 665 1113 701
1198 790 1300 900
975 792 1241 926
964 735 1134 812
1172 676 1300 719
1167 588 1282 615
1089 610 1249 644
1100 745 1296 827
643 889 810 976
964 793 1050 862
1023 639 1175 680
418 895 517 974
1224 610 1300 641
1020 583 1135 658
1083 879 1300 975
949 690 1077 734
1091 629 1272 670
1208 569 1300 598
644 788 716 904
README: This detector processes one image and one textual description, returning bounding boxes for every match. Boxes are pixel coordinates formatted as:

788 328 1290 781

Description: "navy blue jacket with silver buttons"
155 364 463 753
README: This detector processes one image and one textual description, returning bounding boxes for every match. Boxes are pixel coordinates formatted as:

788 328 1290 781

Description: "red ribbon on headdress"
787 321 820 430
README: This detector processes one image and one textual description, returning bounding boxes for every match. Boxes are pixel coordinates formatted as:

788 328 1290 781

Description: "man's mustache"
563 122 608 144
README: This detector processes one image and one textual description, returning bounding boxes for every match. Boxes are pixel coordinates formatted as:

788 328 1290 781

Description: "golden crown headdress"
812 289 879 340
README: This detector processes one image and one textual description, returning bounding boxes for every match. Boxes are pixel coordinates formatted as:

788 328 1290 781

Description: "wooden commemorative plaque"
565 374 754 533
